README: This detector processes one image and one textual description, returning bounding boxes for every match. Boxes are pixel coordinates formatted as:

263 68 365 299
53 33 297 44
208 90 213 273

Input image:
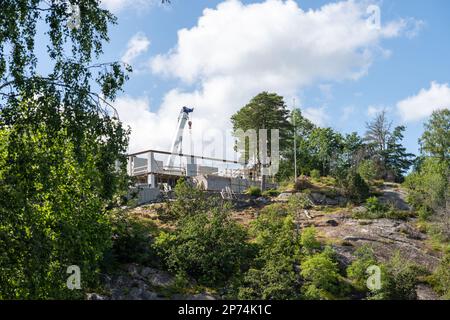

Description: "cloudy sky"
97 0 450 158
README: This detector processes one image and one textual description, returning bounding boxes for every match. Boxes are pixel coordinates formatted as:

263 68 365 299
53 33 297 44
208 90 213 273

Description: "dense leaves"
0 1 131 298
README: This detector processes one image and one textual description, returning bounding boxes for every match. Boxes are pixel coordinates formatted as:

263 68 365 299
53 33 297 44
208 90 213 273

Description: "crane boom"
166 106 194 168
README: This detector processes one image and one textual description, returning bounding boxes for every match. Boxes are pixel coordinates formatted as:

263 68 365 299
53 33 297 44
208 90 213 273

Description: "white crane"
166 106 194 168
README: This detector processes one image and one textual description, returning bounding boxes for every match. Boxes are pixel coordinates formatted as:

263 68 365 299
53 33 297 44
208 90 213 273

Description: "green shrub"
365 197 385 213
310 169 321 180
163 178 220 220
427 252 450 299
287 193 313 213
357 159 378 184
370 252 422 300
109 212 160 267
246 186 262 197
300 247 341 299
262 189 280 197
300 226 321 255
153 209 250 287
338 171 370 203
259 203 288 217
237 213 302 299
352 196 387 219
237 258 302 300
346 245 377 292
403 158 448 216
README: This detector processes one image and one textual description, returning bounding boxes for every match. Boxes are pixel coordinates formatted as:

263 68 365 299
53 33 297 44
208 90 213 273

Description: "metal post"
293 98 297 180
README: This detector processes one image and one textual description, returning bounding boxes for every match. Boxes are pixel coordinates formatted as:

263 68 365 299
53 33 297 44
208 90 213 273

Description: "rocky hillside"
89 182 446 300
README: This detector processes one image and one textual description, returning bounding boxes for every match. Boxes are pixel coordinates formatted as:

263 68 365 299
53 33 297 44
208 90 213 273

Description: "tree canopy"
0 0 132 298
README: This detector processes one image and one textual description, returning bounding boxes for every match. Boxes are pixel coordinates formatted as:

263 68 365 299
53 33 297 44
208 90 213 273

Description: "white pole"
293 98 297 180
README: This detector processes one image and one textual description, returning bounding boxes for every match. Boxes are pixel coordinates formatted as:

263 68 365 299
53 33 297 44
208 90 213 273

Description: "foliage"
108 212 160 268
309 127 343 176
0 1 132 298
262 189 280 197
365 110 392 160
427 252 450 299
231 92 292 168
357 159 378 184
153 209 250 287
259 202 288 217
419 109 450 163
365 197 386 214
237 210 302 299
384 126 415 181
237 256 301 300
346 245 377 292
246 186 262 197
370 252 422 300
288 193 313 213
403 157 448 216
300 227 321 255
338 171 370 203
365 111 414 181
300 247 342 299
0 124 114 299
161 178 222 220
277 108 316 180
310 169 321 180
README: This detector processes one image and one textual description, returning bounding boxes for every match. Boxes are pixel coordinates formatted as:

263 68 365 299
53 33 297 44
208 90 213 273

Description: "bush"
427 252 450 299
365 196 385 212
246 186 262 197
162 178 220 220
237 258 302 300
259 203 288 217
338 171 370 203
300 247 342 299
370 252 422 300
300 227 321 255
109 212 159 267
403 158 448 216
346 245 377 292
237 212 302 299
357 159 378 184
153 209 250 287
262 189 280 197
310 169 321 180
287 193 313 213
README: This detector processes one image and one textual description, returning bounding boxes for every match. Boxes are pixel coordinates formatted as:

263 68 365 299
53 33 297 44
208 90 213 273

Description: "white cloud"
115 0 420 155
303 107 329 127
150 0 411 84
121 32 150 65
396 81 450 122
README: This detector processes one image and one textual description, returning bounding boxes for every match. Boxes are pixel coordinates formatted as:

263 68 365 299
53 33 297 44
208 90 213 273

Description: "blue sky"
71 1 450 156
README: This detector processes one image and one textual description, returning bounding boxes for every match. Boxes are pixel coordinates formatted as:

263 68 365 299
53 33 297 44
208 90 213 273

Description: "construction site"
127 106 276 204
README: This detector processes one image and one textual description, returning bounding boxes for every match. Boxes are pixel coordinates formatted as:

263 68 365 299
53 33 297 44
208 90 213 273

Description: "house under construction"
126 106 276 204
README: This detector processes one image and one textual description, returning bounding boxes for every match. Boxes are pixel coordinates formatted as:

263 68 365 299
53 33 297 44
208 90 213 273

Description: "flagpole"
293 98 297 180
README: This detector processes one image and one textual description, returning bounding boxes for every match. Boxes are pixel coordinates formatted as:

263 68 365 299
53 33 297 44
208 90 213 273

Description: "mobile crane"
165 106 194 168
